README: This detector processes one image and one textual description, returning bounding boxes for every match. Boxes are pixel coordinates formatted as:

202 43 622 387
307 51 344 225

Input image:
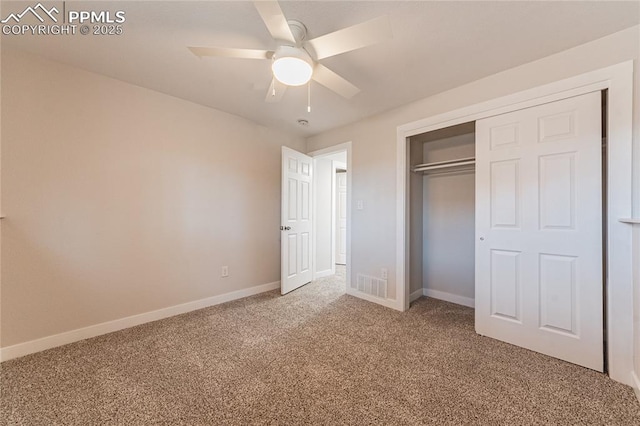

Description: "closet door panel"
489 249 522 322
490 160 521 229
539 253 577 335
539 153 576 230
475 91 602 372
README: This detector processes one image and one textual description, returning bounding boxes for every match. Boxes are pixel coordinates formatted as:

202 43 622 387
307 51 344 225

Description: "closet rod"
413 157 475 173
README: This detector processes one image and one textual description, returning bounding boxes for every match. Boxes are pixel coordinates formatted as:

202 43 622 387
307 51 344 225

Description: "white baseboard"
632 371 640 404
0 280 280 362
346 287 399 310
314 269 334 279
423 288 475 308
410 289 423 303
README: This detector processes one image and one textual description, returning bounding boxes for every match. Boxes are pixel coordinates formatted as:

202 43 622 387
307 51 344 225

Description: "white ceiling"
3 1 638 137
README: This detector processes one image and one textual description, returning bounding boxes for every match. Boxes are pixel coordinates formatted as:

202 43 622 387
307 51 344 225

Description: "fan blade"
188 46 273 60
312 64 360 99
265 79 287 103
254 1 296 44
306 15 392 60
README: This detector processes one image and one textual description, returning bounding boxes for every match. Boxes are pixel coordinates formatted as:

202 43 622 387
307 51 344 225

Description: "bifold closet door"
475 91 603 371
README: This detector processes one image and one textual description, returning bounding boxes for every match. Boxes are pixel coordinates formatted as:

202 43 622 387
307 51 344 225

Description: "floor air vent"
356 274 387 299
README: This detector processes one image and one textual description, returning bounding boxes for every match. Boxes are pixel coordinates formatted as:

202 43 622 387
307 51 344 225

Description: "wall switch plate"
356 200 364 210
221 266 229 278
381 268 388 280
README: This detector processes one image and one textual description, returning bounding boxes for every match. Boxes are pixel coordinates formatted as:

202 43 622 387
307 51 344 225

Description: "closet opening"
405 91 609 373
397 63 633 383
408 121 476 308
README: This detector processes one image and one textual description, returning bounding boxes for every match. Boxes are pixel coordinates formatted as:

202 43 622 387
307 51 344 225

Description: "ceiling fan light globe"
272 57 313 86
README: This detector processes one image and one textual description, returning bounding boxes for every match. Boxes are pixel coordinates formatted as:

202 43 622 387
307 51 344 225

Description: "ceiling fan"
188 1 392 103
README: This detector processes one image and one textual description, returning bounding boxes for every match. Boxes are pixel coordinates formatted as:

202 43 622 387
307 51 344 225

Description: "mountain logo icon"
1 3 59 24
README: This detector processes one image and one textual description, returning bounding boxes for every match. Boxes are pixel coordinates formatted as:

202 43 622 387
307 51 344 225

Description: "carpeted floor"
2 267 640 425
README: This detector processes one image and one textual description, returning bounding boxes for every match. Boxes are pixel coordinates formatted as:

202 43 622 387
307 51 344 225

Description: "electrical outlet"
221 266 229 278
381 268 388 280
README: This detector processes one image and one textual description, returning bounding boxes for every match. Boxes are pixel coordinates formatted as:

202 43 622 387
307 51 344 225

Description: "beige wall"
307 26 640 381
0 49 305 347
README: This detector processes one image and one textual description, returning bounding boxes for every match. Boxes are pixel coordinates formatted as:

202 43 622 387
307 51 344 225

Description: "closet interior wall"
409 140 424 295
409 122 476 306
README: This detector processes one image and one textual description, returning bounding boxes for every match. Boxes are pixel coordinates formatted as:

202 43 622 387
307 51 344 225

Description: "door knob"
480 237 485 241
281 226 291 231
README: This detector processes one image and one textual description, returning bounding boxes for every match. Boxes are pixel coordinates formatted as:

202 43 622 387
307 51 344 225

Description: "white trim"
333 161 347 170
0 280 280 362
308 142 352 291
333 160 347 269
396 61 634 386
311 157 317 281
619 218 640 224
329 161 337 273
311 157 330 279
330 161 337 274
346 145 352 291
314 269 334 279
346 287 398 310
423 289 475 309
410 289 423 303
632 372 640 404
308 143 350 158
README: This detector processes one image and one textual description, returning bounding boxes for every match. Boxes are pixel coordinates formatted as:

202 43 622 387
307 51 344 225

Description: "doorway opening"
309 143 352 293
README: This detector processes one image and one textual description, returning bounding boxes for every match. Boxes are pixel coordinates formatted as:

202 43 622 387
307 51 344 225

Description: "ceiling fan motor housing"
287 20 308 44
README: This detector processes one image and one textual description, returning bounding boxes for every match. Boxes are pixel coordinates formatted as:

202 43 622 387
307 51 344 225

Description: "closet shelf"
412 157 475 174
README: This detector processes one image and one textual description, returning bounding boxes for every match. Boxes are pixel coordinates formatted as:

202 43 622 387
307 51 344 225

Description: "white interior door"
281 147 313 294
475 91 603 371
335 171 347 265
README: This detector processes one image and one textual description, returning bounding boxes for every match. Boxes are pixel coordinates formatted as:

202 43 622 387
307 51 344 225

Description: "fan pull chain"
307 82 311 113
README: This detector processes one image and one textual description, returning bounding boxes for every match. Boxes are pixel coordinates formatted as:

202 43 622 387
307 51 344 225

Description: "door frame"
309 142 352 290
395 61 634 386
334 163 347 267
